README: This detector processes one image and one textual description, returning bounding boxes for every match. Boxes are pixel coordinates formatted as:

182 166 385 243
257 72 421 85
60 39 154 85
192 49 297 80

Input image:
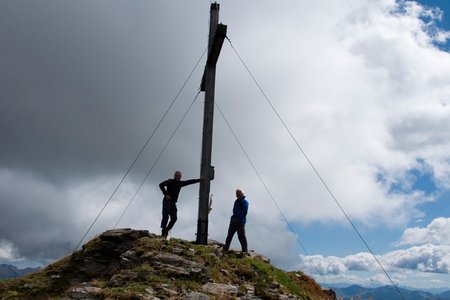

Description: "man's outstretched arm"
180 178 201 187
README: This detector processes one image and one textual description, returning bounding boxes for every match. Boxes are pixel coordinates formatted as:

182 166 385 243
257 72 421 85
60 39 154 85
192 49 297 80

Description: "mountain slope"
0 228 336 299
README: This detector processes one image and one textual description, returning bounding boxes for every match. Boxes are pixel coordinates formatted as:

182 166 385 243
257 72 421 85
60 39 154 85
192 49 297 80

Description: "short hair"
236 189 245 197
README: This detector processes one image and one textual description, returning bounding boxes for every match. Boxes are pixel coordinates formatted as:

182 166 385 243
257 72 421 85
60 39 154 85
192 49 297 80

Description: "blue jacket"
231 196 249 223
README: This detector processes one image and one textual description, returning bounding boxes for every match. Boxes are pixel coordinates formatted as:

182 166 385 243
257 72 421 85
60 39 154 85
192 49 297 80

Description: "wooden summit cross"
196 2 227 245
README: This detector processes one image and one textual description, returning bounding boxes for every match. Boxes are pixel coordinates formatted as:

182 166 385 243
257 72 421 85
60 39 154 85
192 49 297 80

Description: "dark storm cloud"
0 1 207 181
0 0 210 262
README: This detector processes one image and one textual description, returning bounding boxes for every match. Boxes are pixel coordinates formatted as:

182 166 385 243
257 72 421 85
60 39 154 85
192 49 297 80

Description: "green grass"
100 283 151 299
249 258 312 299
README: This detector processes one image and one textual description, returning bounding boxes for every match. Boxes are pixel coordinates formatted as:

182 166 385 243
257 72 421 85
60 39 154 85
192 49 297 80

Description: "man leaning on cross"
159 171 202 237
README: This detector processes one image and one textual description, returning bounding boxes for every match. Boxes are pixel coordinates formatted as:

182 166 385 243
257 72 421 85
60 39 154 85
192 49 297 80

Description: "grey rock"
78 229 152 276
79 256 121 276
202 282 238 296
206 253 218 259
270 281 281 289
145 287 155 294
220 268 230 276
182 291 210 300
207 239 224 247
67 286 102 299
160 264 191 276
278 295 298 300
130 287 161 300
100 228 153 242
241 283 255 296
159 283 179 297
97 228 152 253
172 247 183 255
149 253 211 283
135 294 161 300
248 251 270 264
109 269 152 287
120 249 142 268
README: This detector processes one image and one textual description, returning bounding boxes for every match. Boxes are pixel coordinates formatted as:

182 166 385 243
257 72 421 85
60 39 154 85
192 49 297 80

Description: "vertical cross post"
196 2 226 244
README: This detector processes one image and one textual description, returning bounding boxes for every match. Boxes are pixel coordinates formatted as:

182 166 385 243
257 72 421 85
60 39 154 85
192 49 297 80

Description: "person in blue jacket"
159 171 201 237
223 188 249 252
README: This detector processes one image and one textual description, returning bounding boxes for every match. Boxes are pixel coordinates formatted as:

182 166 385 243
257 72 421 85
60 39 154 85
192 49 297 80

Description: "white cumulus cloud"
398 217 450 246
0 239 19 262
385 244 450 273
298 244 450 275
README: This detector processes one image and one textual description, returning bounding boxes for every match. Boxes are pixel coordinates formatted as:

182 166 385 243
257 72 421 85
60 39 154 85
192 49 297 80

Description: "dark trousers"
161 197 177 234
224 218 248 252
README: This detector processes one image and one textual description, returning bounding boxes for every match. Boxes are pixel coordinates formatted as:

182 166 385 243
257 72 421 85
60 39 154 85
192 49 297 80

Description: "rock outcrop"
0 229 336 299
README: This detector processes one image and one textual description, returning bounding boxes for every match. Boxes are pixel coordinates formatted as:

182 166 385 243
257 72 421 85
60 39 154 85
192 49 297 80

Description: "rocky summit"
0 229 336 299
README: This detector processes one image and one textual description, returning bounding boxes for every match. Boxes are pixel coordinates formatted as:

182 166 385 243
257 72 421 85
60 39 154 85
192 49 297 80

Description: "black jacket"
159 178 200 202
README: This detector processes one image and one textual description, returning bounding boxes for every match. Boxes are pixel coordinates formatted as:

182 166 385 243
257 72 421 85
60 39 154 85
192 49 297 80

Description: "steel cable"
225 36 405 300
73 48 207 252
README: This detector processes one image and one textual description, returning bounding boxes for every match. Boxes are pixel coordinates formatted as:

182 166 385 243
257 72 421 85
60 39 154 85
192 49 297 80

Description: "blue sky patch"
413 0 450 50
377 159 437 195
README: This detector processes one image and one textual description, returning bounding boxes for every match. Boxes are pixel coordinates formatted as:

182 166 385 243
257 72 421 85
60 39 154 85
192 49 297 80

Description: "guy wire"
73 48 207 252
225 36 405 300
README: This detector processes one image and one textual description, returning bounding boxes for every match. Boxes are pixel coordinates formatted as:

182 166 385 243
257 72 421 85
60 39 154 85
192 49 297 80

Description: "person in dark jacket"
223 188 249 252
159 171 201 237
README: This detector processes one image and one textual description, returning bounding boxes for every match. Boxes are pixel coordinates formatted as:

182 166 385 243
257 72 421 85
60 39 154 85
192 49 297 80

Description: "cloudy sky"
1 0 450 291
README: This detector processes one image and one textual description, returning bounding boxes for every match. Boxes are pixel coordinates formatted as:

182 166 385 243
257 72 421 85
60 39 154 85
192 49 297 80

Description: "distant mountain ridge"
0 263 39 279
332 284 450 300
